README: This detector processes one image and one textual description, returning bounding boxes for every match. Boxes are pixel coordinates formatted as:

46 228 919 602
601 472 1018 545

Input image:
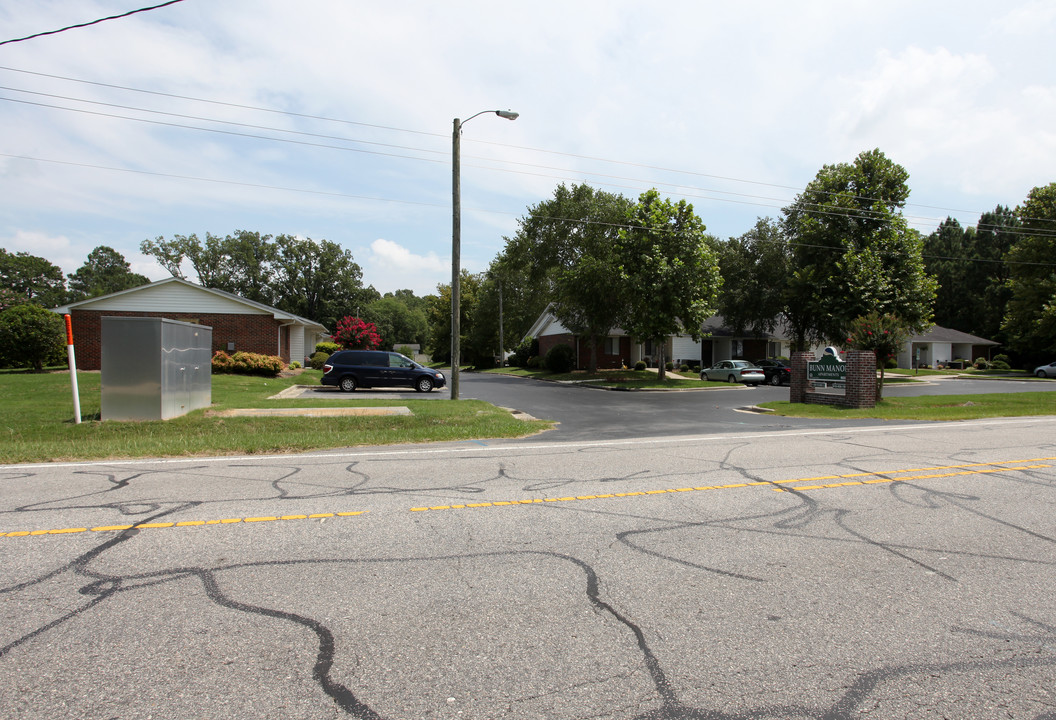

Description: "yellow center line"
0 510 367 539
5 457 1053 534
406 457 1055 513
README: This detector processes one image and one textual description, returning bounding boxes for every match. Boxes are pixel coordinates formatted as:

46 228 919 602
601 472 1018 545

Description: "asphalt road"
456 371 1056 442
2 415 1055 719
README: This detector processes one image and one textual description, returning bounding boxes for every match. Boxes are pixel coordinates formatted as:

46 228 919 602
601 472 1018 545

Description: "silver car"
701 360 766 384
1035 361 1056 378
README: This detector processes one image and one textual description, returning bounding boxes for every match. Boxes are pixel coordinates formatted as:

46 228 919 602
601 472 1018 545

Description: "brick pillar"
844 350 876 408
790 351 812 403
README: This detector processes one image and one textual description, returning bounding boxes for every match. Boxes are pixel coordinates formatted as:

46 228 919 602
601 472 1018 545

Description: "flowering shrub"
845 312 911 364
211 350 284 377
332 317 382 350
845 312 913 400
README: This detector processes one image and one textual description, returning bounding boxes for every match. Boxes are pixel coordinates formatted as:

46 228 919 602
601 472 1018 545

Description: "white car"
1034 361 1056 378
701 360 766 384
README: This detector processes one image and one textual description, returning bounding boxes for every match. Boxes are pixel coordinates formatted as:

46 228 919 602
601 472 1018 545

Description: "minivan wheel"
339 376 357 392
415 376 434 393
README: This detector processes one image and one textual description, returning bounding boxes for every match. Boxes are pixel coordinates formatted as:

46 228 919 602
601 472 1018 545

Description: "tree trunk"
656 340 666 381
876 363 885 401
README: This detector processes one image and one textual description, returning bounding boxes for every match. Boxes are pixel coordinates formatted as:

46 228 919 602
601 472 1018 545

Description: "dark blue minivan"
321 350 446 393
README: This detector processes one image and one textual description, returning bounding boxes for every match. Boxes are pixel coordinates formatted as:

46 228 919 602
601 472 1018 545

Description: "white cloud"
2 0 1055 295
362 239 447 296
996 0 1056 34
2 230 79 274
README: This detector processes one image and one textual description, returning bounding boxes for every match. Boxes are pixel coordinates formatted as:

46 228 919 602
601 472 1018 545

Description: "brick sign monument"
790 350 877 409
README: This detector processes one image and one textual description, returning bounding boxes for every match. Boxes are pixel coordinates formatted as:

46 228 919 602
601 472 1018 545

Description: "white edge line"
2 416 1055 471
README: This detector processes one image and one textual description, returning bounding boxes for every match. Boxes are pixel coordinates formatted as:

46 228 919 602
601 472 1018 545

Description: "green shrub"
0 303 65 371
993 354 1010 365
211 350 234 373
315 341 341 355
974 357 990 370
289 361 301 369
679 364 689 372
990 360 1010 370
526 355 541 369
885 357 898 369
634 360 647 371
510 337 539 367
212 351 284 377
396 345 414 357
692 365 701 373
544 343 575 374
309 351 330 370
665 361 674 371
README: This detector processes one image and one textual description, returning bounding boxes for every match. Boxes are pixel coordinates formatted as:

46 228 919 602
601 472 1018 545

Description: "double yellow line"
409 457 1055 512
3 457 1052 537
0 511 366 538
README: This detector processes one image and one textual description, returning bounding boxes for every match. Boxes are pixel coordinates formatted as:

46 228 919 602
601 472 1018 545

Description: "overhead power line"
3 63 1048 225
0 1 187 47
9 89 1053 235
6 151 1055 269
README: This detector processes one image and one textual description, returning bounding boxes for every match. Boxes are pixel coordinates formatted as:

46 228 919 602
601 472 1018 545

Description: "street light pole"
451 109 518 400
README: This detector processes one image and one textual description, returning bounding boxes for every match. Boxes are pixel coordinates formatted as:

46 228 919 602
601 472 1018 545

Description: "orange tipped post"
65 314 81 424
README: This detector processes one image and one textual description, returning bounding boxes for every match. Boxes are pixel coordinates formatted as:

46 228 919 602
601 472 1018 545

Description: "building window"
604 337 619 355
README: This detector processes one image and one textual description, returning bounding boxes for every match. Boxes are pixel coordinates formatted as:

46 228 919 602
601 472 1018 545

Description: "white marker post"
65 314 81 424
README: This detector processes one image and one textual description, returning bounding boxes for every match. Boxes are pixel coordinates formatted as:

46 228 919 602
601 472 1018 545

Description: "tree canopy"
0 249 67 308
67 246 149 301
1003 182 1056 358
783 148 936 347
617 189 722 379
141 231 377 328
495 183 633 370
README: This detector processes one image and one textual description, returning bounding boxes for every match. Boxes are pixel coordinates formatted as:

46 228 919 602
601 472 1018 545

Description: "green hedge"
212 350 284 377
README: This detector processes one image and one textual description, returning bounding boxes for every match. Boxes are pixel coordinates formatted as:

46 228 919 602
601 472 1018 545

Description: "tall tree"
617 189 722 380
965 205 1019 342
139 235 187 279
0 249 67 308
140 231 276 303
1003 182 1056 358
216 230 277 305
783 148 936 345
923 218 974 332
498 183 634 370
427 271 485 364
272 234 374 328
364 295 428 348
67 246 149 301
717 217 793 338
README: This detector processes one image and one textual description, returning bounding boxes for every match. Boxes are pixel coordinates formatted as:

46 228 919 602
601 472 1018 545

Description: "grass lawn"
761 392 1056 421
0 369 552 464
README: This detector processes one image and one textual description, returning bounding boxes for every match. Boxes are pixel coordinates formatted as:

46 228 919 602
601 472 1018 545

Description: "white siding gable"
75 282 271 315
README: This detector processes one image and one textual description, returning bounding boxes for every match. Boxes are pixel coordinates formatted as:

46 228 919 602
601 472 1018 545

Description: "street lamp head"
495 110 519 120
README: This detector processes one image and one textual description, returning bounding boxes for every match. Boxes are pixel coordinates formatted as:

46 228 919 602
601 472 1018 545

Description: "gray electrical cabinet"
101 317 212 421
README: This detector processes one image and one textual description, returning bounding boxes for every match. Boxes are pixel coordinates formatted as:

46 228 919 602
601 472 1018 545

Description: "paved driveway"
458 372 1056 442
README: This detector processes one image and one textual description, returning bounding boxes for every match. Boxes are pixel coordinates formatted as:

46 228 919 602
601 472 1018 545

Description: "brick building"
54 278 329 370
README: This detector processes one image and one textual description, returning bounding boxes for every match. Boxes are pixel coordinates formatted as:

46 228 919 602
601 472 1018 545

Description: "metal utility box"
101 317 212 421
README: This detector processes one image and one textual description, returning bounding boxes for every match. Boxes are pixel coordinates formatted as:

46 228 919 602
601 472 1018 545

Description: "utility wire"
0 63 443 137
8 152 1055 269
10 90 1052 235
0 1 187 47
2 63 1048 224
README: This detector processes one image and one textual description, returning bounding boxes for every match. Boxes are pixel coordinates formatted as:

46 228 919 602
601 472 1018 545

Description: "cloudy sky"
2 1 1054 296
